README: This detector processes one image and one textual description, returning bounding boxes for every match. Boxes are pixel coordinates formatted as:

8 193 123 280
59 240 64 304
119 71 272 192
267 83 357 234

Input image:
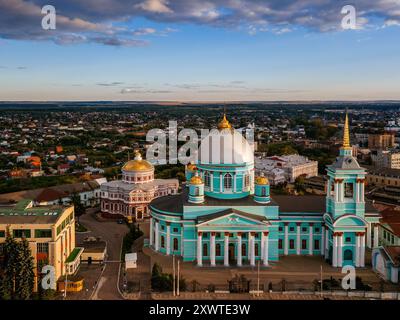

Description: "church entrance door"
229 243 235 262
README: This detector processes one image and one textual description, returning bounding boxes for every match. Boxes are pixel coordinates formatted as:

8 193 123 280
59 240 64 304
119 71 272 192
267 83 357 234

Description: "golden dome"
255 175 269 185
190 174 203 185
122 152 153 172
217 114 232 130
187 163 197 171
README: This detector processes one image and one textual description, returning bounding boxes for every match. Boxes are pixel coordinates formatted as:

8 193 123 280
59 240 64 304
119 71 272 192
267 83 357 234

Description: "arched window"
173 238 178 251
204 172 211 187
344 249 353 261
241 243 246 256
161 236 165 248
203 243 208 256
244 174 250 187
216 243 221 256
261 187 267 196
255 243 259 256
224 173 232 189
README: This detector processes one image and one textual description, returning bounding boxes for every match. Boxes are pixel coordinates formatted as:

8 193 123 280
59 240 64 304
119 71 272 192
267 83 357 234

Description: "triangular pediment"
197 210 269 227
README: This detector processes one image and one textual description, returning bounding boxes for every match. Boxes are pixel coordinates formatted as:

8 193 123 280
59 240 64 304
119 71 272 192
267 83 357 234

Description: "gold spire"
217 113 232 130
342 113 351 149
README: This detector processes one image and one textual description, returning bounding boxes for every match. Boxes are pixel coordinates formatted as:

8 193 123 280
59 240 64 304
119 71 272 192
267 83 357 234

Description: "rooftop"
0 200 67 224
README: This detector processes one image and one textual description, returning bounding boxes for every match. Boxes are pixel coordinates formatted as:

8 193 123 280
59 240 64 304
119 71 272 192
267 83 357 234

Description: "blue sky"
0 0 400 101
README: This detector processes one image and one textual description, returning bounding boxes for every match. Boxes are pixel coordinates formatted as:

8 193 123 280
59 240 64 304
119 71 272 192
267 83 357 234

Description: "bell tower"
326 113 366 219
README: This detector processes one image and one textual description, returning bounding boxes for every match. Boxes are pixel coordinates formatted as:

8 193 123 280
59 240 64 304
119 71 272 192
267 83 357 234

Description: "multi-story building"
366 167 400 188
100 152 179 220
368 133 395 150
371 149 400 169
372 207 400 283
0 200 82 290
255 154 318 184
149 114 380 269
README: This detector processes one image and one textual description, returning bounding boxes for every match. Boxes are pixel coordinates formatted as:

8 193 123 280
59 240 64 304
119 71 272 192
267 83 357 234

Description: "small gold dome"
187 163 197 171
122 151 153 172
217 114 232 130
255 175 269 185
190 174 203 185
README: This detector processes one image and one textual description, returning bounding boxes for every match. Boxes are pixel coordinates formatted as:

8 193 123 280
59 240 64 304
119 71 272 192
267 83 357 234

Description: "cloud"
135 0 173 14
1 0 399 46
121 88 172 94
97 82 125 86
132 27 157 35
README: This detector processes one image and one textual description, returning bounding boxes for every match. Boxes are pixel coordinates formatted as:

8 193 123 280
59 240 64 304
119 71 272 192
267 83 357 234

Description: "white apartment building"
255 154 318 184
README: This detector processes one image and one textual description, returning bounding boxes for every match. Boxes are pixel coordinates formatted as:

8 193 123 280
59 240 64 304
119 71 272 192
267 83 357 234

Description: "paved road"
77 210 128 300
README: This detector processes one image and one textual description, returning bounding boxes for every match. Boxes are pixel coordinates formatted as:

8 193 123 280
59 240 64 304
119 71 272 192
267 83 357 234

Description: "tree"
14 238 35 300
0 234 18 300
71 193 85 223
0 234 35 300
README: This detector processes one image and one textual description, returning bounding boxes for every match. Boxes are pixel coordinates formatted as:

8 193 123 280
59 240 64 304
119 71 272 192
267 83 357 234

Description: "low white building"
255 154 318 184
125 253 137 269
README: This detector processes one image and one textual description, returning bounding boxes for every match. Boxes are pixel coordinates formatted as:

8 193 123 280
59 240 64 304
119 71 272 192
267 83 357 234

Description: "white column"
237 233 242 267
355 233 360 267
309 224 313 255
210 232 216 266
261 232 265 259
321 225 325 256
197 232 202 267
332 234 338 267
220 173 223 192
360 181 365 202
263 232 269 266
367 222 372 248
334 181 339 202
324 228 329 259
296 224 301 255
284 224 289 256
149 217 154 246
224 232 229 267
210 173 214 192
373 225 379 248
360 233 365 267
154 221 160 251
166 223 171 255
337 234 343 267
355 182 360 202
233 174 237 193
250 233 255 266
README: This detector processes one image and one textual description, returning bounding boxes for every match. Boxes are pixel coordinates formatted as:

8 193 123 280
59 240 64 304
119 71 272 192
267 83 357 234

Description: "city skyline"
0 0 400 101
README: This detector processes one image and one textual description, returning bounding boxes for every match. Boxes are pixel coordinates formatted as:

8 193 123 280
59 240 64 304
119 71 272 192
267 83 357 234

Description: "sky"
0 0 400 101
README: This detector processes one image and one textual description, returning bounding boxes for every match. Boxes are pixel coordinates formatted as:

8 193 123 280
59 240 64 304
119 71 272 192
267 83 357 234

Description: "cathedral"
100 151 179 220
149 114 381 268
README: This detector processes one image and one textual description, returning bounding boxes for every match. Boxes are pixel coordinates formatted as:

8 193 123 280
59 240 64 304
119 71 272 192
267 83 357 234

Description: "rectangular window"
302 227 307 232
35 229 52 238
314 240 320 250
278 239 283 249
37 242 49 254
278 227 283 232
173 228 178 233
289 227 294 232
315 228 320 233
302 239 307 250
289 239 295 249
13 229 31 238
0 230 5 237
346 237 351 243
